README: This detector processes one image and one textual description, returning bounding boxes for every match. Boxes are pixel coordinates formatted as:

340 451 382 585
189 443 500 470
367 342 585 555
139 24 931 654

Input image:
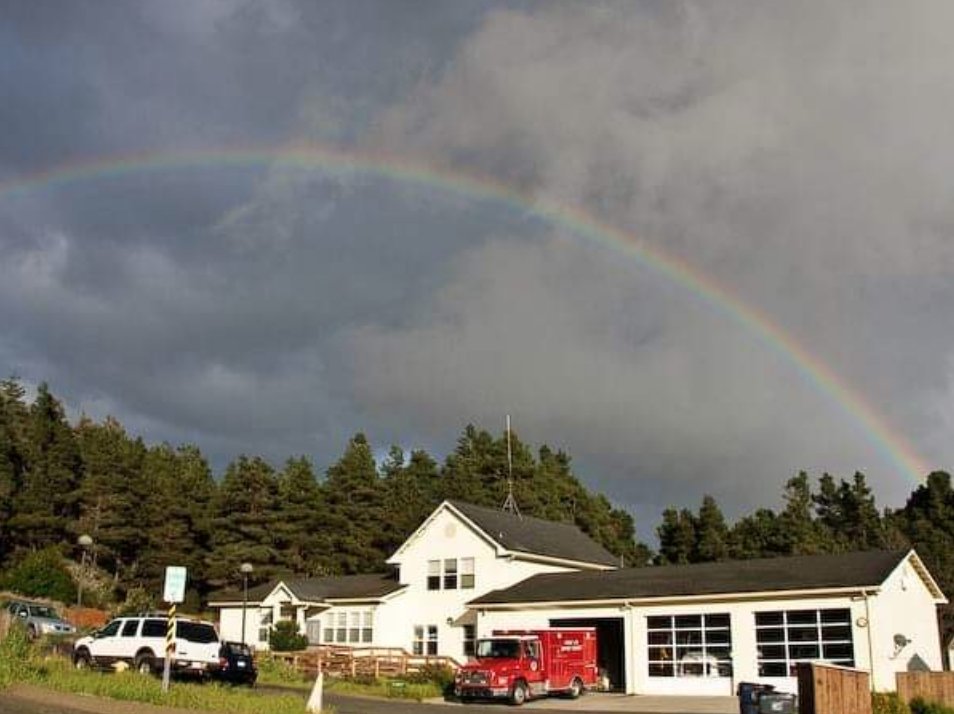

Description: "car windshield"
476 639 520 659
224 642 252 656
177 622 218 644
28 606 58 619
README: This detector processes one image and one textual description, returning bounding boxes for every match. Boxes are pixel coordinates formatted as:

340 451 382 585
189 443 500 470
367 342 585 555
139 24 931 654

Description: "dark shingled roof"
470 550 909 604
448 500 618 567
208 573 403 605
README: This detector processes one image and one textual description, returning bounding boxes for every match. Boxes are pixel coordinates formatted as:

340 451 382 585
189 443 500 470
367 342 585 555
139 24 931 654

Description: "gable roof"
208 572 404 606
470 550 917 605
445 500 619 568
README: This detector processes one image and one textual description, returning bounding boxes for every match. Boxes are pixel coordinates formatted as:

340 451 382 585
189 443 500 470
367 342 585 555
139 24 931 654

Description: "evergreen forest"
1 379 951 639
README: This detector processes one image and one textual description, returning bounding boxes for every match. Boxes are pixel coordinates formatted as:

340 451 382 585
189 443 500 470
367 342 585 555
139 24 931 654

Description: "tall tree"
323 434 386 574
206 455 282 589
729 508 785 559
380 447 439 557
274 456 330 576
0 379 29 563
74 416 148 584
694 495 729 562
9 384 81 550
779 472 824 554
656 507 696 565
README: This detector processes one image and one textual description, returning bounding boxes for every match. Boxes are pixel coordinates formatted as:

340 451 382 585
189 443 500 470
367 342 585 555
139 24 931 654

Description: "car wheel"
74 649 92 670
510 681 527 706
134 652 155 676
568 677 583 699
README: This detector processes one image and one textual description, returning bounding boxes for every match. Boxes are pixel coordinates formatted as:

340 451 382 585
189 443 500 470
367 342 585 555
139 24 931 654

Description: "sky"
2 1 953 538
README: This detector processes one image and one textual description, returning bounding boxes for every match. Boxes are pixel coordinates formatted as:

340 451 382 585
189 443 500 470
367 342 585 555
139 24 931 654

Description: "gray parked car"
5 599 76 639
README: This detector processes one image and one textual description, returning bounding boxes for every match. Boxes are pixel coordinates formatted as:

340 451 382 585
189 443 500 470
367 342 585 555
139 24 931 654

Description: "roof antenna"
501 414 521 518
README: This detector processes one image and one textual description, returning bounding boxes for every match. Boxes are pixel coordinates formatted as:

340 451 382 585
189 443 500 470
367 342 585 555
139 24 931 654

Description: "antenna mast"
501 414 521 517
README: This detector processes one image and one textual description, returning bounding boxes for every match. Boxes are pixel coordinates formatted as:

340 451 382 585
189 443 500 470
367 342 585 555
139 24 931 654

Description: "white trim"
471 585 887 610
903 550 948 603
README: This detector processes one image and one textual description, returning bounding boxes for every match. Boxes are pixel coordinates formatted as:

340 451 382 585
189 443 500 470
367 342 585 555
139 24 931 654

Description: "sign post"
161 566 187 694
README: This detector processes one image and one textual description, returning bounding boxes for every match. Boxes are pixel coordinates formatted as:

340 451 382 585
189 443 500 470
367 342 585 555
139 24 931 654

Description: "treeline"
0 380 646 603
1 380 951 631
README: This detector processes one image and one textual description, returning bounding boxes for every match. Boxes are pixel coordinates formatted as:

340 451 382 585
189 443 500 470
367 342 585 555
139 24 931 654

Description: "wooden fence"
896 672 954 708
797 662 871 714
268 646 461 679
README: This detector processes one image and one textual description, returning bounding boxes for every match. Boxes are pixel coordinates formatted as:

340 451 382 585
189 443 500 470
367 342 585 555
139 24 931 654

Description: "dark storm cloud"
2 0 953 536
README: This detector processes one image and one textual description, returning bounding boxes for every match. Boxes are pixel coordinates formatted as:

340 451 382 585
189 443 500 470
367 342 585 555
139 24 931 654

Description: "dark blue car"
213 641 257 685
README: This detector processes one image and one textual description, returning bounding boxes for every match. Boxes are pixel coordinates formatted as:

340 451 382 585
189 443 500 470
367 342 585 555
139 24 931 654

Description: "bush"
873 692 911 714
0 548 76 604
256 655 307 685
406 662 456 690
910 698 954 714
0 624 43 688
267 620 308 651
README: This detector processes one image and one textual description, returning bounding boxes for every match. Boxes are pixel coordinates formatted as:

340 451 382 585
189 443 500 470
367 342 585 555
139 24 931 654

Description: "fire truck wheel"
510 681 528 706
568 677 583 699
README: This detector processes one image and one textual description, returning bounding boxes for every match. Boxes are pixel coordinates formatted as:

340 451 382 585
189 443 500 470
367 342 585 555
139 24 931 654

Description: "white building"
472 548 947 694
208 500 617 660
208 500 947 695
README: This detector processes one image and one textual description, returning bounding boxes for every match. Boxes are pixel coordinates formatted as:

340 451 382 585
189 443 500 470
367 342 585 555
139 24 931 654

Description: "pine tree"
323 434 386 574
274 456 331 576
9 384 81 550
206 455 282 589
779 472 824 554
380 447 440 557
729 508 785 559
694 495 729 562
656 508 696 564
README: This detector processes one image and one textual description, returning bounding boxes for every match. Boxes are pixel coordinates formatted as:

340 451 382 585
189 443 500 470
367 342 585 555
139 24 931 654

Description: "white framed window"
463 624 476 657
647 613 732 678
322 609 374 645
461 558 475 589
427 560 441 590
426 557 475 590
413 624 438 656
756 609 853 677
443 558 458 589
258 609 273 644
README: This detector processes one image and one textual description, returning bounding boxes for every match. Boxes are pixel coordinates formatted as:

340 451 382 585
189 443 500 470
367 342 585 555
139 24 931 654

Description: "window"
121 620 139 637
258 609 273 644
646 613 732 678
306 620 322 645
443 559 458 589
321 609 374 645
463 624 476 657
427 558 475 590
427 560 441 590
142 620 165 638
177 622 218 644
461 558 475 589
756 609 853 677
99 620 122 637
413 625 438 656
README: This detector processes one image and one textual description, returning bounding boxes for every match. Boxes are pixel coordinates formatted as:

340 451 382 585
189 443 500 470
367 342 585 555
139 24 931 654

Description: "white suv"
72 615 221 676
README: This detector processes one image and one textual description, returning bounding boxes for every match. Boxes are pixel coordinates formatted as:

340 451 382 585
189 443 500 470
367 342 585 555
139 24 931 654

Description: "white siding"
867 558 944 690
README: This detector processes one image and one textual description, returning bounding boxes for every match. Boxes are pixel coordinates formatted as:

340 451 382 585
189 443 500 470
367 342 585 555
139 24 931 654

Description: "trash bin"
737 682 775 714
758 692 796 714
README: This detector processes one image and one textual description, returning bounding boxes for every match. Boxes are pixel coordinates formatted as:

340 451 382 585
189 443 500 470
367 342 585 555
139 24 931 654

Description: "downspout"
862 589 875 692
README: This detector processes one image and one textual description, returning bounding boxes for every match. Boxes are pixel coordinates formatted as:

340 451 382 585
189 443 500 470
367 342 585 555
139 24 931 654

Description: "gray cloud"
1 1 952 536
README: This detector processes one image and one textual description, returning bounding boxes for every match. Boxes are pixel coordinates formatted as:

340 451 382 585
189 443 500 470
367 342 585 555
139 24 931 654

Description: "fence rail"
797 662 871 714
268 646 461 679
896 672 954 708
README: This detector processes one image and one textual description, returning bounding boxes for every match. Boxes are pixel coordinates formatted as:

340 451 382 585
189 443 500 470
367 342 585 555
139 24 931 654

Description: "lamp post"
240 563 253 647
76 534 93 607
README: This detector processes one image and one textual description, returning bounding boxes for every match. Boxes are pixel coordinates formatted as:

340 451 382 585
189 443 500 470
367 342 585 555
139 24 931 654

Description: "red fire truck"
454 628 599 705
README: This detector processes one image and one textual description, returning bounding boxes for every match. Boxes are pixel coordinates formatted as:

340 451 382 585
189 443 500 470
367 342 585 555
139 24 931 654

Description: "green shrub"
256 655 308 685
0 624 43 688
115 585 156 615
406 662 455 690
1 547 76 603
910 698 954 714
873 692 911 714
267 620 308 651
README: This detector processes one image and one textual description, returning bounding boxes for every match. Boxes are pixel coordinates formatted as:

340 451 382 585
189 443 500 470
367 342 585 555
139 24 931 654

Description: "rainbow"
0 143 931 485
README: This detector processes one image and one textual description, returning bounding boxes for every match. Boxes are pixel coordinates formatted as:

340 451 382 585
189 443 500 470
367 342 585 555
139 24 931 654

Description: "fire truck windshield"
476 639 521 659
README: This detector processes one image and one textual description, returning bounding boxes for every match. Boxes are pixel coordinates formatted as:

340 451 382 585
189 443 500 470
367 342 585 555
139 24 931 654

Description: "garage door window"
756 608 853 676
647 613 732 678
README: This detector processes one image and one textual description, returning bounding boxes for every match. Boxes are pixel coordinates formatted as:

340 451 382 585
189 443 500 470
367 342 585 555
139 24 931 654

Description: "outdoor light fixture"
76 534 93 607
